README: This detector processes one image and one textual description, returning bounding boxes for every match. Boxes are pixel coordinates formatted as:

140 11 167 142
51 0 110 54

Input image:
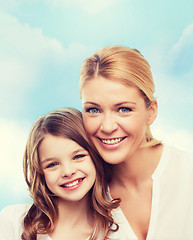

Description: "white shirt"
0 203 128 240
108 145 193 240
1 145 192 240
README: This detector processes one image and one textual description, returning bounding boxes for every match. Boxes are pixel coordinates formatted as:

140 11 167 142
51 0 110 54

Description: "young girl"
0 108 124 240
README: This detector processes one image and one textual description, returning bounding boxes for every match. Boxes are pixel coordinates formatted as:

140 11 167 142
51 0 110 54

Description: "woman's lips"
96 137 127 150
99 137 126 145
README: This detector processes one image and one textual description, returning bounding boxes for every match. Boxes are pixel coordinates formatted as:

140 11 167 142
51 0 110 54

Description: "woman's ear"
147 100 158 125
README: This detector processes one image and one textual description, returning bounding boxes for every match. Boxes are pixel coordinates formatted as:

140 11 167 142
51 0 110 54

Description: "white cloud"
0 11 65 65
146 24 193 141
0 11 95 86
0 0 38 11
1 0 122 13
152 119 193 154
0 11 90 115
45 0 122 13
0 0 22 11
172 23 193 53
0 118 30 196
166 22 193 76
146 42 193 155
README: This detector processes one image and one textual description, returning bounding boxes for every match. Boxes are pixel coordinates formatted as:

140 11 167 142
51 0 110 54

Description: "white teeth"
64 180 79 187
101 138 123 145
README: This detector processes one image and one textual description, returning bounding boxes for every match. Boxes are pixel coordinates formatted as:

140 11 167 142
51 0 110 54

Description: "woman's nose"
100 113 118 133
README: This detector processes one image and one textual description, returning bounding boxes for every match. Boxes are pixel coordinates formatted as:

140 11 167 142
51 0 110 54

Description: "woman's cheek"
83 116 99 135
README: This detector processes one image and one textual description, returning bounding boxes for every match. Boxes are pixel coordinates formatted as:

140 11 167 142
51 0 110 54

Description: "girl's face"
39 134 96 203
81 77 157 164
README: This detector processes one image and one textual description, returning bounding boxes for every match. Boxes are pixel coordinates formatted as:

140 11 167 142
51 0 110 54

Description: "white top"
108 145 193 240
1 145 192 240
0 203 128 240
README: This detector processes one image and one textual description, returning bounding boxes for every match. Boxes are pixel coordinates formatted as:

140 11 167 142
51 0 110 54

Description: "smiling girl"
79 46 193 240
0 108 125 240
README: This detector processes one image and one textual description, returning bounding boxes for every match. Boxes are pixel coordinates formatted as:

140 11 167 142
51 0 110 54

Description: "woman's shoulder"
162 145 193 176
164 145 193 162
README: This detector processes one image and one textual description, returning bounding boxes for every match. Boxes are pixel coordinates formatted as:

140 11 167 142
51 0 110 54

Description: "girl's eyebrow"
72 148 86 154
41 157 56 164
41 148 87 164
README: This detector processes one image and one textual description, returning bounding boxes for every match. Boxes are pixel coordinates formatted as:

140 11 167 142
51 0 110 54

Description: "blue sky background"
0 0 193 210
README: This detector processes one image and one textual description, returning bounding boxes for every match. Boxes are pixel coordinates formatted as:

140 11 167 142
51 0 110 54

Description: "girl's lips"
60 178 85 191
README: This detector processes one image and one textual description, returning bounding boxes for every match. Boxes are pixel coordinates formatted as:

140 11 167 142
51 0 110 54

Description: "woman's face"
81 77 157 164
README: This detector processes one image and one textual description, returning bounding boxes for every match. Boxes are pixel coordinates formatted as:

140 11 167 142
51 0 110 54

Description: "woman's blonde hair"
22 108 120 240
79 45 161 147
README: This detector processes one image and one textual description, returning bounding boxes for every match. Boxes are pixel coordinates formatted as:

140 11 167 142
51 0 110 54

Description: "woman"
79 46 193 240
0 108 125 240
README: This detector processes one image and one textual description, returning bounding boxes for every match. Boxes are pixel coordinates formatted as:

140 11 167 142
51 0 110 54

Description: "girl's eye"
73 154 86 160
118 107 132 113
46 162 59 168
86 108 99 114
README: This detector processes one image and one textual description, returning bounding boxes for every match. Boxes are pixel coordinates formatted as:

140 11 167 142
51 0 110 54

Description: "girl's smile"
60 177 85 191
39 134 96 202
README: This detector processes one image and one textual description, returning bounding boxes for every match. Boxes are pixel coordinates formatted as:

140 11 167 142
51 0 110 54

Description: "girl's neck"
49 195 95 240
111 144 163 188
57 195 93 227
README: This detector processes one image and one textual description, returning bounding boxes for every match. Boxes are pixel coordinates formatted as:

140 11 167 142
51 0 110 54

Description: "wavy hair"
79 45 161 147
22 108 120 240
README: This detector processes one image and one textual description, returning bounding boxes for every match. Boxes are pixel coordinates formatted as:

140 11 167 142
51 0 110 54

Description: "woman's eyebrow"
84 102 100 106
114 101 136 107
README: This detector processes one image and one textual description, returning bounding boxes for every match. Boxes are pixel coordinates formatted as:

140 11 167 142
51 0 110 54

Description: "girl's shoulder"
0 203 31 219
0 204 32 239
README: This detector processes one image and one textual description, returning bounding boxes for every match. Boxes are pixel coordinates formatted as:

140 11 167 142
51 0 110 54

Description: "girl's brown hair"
22 108 120 240
79 45 161 147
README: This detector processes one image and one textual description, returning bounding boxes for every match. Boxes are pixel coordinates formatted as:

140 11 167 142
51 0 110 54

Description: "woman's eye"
86 108 99 114
74 154 86 160
118 107 132 113
47 162 58 168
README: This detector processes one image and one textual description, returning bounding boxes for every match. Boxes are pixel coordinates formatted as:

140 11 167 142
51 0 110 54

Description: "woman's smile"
99 137 126 145
82 77 155 164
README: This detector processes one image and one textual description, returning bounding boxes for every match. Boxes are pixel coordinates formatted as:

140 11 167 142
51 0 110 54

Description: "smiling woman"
81 79 157 165
79 45 193 240
0 108 127 240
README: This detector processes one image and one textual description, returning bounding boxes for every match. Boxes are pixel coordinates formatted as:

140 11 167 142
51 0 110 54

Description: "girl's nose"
61 162 76 177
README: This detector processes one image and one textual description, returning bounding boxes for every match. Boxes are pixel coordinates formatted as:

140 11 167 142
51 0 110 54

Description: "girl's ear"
147 100 158 126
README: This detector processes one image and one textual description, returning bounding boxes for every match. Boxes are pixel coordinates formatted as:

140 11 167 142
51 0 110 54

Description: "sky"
0 0 193 210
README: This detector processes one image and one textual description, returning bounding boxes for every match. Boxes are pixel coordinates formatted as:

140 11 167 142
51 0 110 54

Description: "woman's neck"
111 144 163 188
